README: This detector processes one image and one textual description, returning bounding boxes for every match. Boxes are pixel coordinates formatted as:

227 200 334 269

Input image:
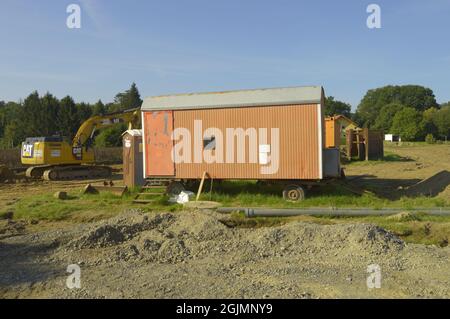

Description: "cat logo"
72 147 83 160
22 143 34 158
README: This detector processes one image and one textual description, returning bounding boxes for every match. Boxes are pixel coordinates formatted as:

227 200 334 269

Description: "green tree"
75 102 93 128
102 102 116 114
2 120 27 148
373 103 405 133
94 123 127 147
17 91 60 138
0 101 7 138
356 85 438 127
22 91 43 137
40 92 60 136
0 102 23 148
421 107 439 138
433 106 450 140
324 96 352 118
112 82 143 112
391 107 424 141
350 112 363 127
57 96 79 141
92 99 106 116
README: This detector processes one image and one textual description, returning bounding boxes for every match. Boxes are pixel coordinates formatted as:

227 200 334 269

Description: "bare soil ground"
0 209 449 298
344 143 450 200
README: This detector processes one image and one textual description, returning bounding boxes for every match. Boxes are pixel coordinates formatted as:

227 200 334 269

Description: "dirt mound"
157 239 190 263
60 210 406 268
69 211 174 249
64 210 231 264
241 222 405 268
405 170 450 197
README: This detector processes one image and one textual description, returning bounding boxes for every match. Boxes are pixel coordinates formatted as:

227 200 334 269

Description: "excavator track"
42 165 112 181
26 165 53 179
26 165 111 181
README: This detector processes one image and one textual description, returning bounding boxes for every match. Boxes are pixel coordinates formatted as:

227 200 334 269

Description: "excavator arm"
72 108 141 148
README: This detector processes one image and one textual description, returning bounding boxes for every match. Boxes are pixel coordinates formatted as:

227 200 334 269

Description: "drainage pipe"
216 207 450 217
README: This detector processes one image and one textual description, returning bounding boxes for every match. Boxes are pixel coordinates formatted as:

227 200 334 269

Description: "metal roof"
141 86 324 111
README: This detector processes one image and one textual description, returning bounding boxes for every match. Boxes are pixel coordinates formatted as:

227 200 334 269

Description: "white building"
385 134 401 142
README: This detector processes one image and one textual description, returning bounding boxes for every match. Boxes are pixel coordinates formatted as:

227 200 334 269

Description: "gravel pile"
1 210 449 298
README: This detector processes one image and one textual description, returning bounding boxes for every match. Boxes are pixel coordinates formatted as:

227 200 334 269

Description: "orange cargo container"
141 86 340 201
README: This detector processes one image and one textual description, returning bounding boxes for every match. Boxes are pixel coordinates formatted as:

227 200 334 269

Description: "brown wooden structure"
122 129 145 187
346 128 384 161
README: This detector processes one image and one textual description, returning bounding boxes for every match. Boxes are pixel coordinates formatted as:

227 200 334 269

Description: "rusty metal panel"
172 104 320 180
143 111 174 177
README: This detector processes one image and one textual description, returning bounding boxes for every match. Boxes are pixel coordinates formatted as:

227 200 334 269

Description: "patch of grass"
197 180 449 209
344 151 413 166
6 187 182 222
223 211 336 229
386 141 450 148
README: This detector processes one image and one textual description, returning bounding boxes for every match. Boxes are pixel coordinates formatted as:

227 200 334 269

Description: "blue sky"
0 0 449 109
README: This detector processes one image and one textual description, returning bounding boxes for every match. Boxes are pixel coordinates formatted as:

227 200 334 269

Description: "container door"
123 136 132 187
144 111 175 176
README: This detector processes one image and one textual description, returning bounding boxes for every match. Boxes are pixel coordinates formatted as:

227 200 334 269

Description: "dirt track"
1 210 449 298
345 144 450 200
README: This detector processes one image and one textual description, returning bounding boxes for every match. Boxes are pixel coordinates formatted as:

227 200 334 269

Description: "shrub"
94 123 127 147
425 134 436 144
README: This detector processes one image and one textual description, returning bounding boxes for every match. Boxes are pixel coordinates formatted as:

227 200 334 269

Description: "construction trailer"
141 86 341 201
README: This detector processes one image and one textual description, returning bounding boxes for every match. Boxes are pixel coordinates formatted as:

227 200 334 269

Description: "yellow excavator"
21 108 140 180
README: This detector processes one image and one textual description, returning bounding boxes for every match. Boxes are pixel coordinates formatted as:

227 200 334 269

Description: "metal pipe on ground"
216 207 450 217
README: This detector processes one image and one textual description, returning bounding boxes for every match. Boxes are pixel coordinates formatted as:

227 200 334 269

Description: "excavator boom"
73 108 140 148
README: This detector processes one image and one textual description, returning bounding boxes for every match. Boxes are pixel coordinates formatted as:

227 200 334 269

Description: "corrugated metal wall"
168 104 320 180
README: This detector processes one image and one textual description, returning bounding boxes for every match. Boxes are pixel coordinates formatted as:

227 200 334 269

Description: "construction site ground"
0 143 449 298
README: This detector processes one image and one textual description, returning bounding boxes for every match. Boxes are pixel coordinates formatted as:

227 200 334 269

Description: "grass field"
198 180 448 208
1 189 181 223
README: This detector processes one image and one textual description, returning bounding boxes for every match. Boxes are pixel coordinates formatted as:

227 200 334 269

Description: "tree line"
1 83 449 149
325 85 450 142
0 83 142 149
